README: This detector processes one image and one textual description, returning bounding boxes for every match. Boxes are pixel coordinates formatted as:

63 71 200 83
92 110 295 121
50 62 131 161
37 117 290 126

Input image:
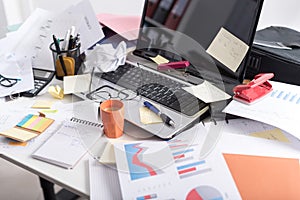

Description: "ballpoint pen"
52 35 67 76
144 101 175 127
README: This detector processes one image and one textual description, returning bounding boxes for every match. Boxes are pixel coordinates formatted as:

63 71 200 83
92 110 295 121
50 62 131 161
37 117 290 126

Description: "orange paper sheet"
223 153 300 199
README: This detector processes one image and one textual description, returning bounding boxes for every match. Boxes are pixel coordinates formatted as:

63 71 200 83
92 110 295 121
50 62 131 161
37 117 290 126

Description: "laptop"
78 0 264 139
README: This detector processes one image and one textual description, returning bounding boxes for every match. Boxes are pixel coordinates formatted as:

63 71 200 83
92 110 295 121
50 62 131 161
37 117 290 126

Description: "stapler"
233 73 274 104
157 61 190 70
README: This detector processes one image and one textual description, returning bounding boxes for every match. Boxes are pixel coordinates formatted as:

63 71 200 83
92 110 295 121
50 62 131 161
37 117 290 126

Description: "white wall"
257 0 300 31
2 0 300 32
2 0 144 25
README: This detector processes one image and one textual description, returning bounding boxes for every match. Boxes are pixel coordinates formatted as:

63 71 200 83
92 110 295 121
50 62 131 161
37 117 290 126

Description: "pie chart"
186 185 223 200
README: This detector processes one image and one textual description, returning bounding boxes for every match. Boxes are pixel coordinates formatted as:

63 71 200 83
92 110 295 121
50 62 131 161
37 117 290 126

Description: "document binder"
146 0 161 18
233 73 274 104
152 0 175 24
164 0 190 30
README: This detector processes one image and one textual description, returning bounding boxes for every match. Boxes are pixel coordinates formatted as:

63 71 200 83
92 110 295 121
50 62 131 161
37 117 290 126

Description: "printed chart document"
114 124 241 199
32 117 102 169
223 81 300 140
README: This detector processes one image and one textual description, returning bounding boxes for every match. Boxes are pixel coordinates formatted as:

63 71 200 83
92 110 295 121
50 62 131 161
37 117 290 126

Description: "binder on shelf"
164 0 190 30
32 117 103 169
152 0 176 24
146 0 161 18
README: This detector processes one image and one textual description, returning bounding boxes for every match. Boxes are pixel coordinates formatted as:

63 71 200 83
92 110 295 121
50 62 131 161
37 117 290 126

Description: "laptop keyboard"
100 64 207 116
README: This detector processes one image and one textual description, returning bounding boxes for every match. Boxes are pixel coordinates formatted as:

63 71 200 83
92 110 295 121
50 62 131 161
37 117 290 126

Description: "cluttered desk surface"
2 0 300 199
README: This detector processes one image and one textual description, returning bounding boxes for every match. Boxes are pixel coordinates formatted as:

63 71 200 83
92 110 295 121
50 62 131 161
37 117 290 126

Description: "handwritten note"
183 80 231 103
206 27 249 72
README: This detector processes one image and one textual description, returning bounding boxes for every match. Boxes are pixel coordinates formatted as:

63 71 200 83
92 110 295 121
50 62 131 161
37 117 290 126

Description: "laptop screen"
135 0 264 86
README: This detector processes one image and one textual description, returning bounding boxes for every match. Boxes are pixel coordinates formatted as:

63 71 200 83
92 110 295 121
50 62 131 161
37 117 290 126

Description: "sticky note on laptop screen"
16 114 54 133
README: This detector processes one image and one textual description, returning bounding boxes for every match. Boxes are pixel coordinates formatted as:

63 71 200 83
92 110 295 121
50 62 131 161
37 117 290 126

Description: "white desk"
2 79 300 200
0 90 93 198
0 86 157 198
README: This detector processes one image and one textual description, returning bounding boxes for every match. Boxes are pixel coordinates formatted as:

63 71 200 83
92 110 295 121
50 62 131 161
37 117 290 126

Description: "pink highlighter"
157 61 190 70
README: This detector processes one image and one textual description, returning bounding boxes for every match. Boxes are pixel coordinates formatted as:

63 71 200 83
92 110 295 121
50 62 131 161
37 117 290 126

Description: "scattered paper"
183 80 231 103
95 0 145 41
85 42 127 73
223 81 300 140
63 74 91 94
139 106 163 125
114 124 242 199
67 0 105 52
224 153 300 199
207 27 249 72
89 159 122 200
150 55 169 65
97 13 141 41
99 139 130 164
0 56 34 97
250 128 290 142
31 100 54 109
1 0 104 71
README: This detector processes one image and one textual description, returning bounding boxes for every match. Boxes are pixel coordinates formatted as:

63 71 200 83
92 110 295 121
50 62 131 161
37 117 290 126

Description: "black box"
245 26 300 85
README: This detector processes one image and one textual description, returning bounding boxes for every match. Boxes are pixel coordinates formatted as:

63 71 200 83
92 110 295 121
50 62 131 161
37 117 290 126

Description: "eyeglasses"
0 74 21 87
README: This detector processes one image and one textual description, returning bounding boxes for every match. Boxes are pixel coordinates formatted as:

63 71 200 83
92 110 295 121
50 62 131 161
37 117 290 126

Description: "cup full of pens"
50 26 83 80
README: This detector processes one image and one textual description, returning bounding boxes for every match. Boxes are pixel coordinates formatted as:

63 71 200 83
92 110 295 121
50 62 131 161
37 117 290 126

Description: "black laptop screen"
136 0 264 83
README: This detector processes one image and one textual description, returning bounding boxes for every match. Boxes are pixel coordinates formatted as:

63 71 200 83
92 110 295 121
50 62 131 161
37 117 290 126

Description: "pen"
68 26 76 50
53 35 67 76
144 101 175 127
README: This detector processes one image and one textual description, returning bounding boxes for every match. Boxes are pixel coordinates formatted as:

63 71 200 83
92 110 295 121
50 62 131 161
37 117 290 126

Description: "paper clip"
233 73 274 104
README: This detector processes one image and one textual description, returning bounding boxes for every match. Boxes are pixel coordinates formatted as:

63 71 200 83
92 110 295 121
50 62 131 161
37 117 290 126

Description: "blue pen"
144 101 175 127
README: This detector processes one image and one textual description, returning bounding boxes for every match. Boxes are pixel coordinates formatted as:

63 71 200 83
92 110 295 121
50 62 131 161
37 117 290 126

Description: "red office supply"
157 60 190 70
233 73 274 104
164 0 190 30
146 0 161 18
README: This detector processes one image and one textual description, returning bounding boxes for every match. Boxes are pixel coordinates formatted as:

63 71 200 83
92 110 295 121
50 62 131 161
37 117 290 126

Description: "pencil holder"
49 40 83 80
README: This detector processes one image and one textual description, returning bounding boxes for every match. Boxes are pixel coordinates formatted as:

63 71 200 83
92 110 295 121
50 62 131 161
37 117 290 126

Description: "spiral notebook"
32 117 103 169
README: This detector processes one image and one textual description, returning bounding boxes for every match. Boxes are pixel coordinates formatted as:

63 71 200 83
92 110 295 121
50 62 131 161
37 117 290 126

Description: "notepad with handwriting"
32 117 103 169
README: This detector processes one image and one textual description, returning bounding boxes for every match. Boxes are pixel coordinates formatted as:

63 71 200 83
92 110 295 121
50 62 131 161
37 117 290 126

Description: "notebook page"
32 120 102 169
89 158 122 200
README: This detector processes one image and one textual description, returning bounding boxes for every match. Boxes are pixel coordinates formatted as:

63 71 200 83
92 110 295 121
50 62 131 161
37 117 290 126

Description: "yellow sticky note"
40 109 58 113
150 55 169 65
250 128 290 142
99 139 130 164
206 27 249 72
31 100 53 109
139 106 163 124
48 85 64 99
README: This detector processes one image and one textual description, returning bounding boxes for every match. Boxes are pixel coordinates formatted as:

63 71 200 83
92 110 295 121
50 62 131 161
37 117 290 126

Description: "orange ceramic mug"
100 99 124 138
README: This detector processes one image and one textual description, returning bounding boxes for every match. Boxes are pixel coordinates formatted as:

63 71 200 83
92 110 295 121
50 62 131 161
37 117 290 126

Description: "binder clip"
233 73 274 104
